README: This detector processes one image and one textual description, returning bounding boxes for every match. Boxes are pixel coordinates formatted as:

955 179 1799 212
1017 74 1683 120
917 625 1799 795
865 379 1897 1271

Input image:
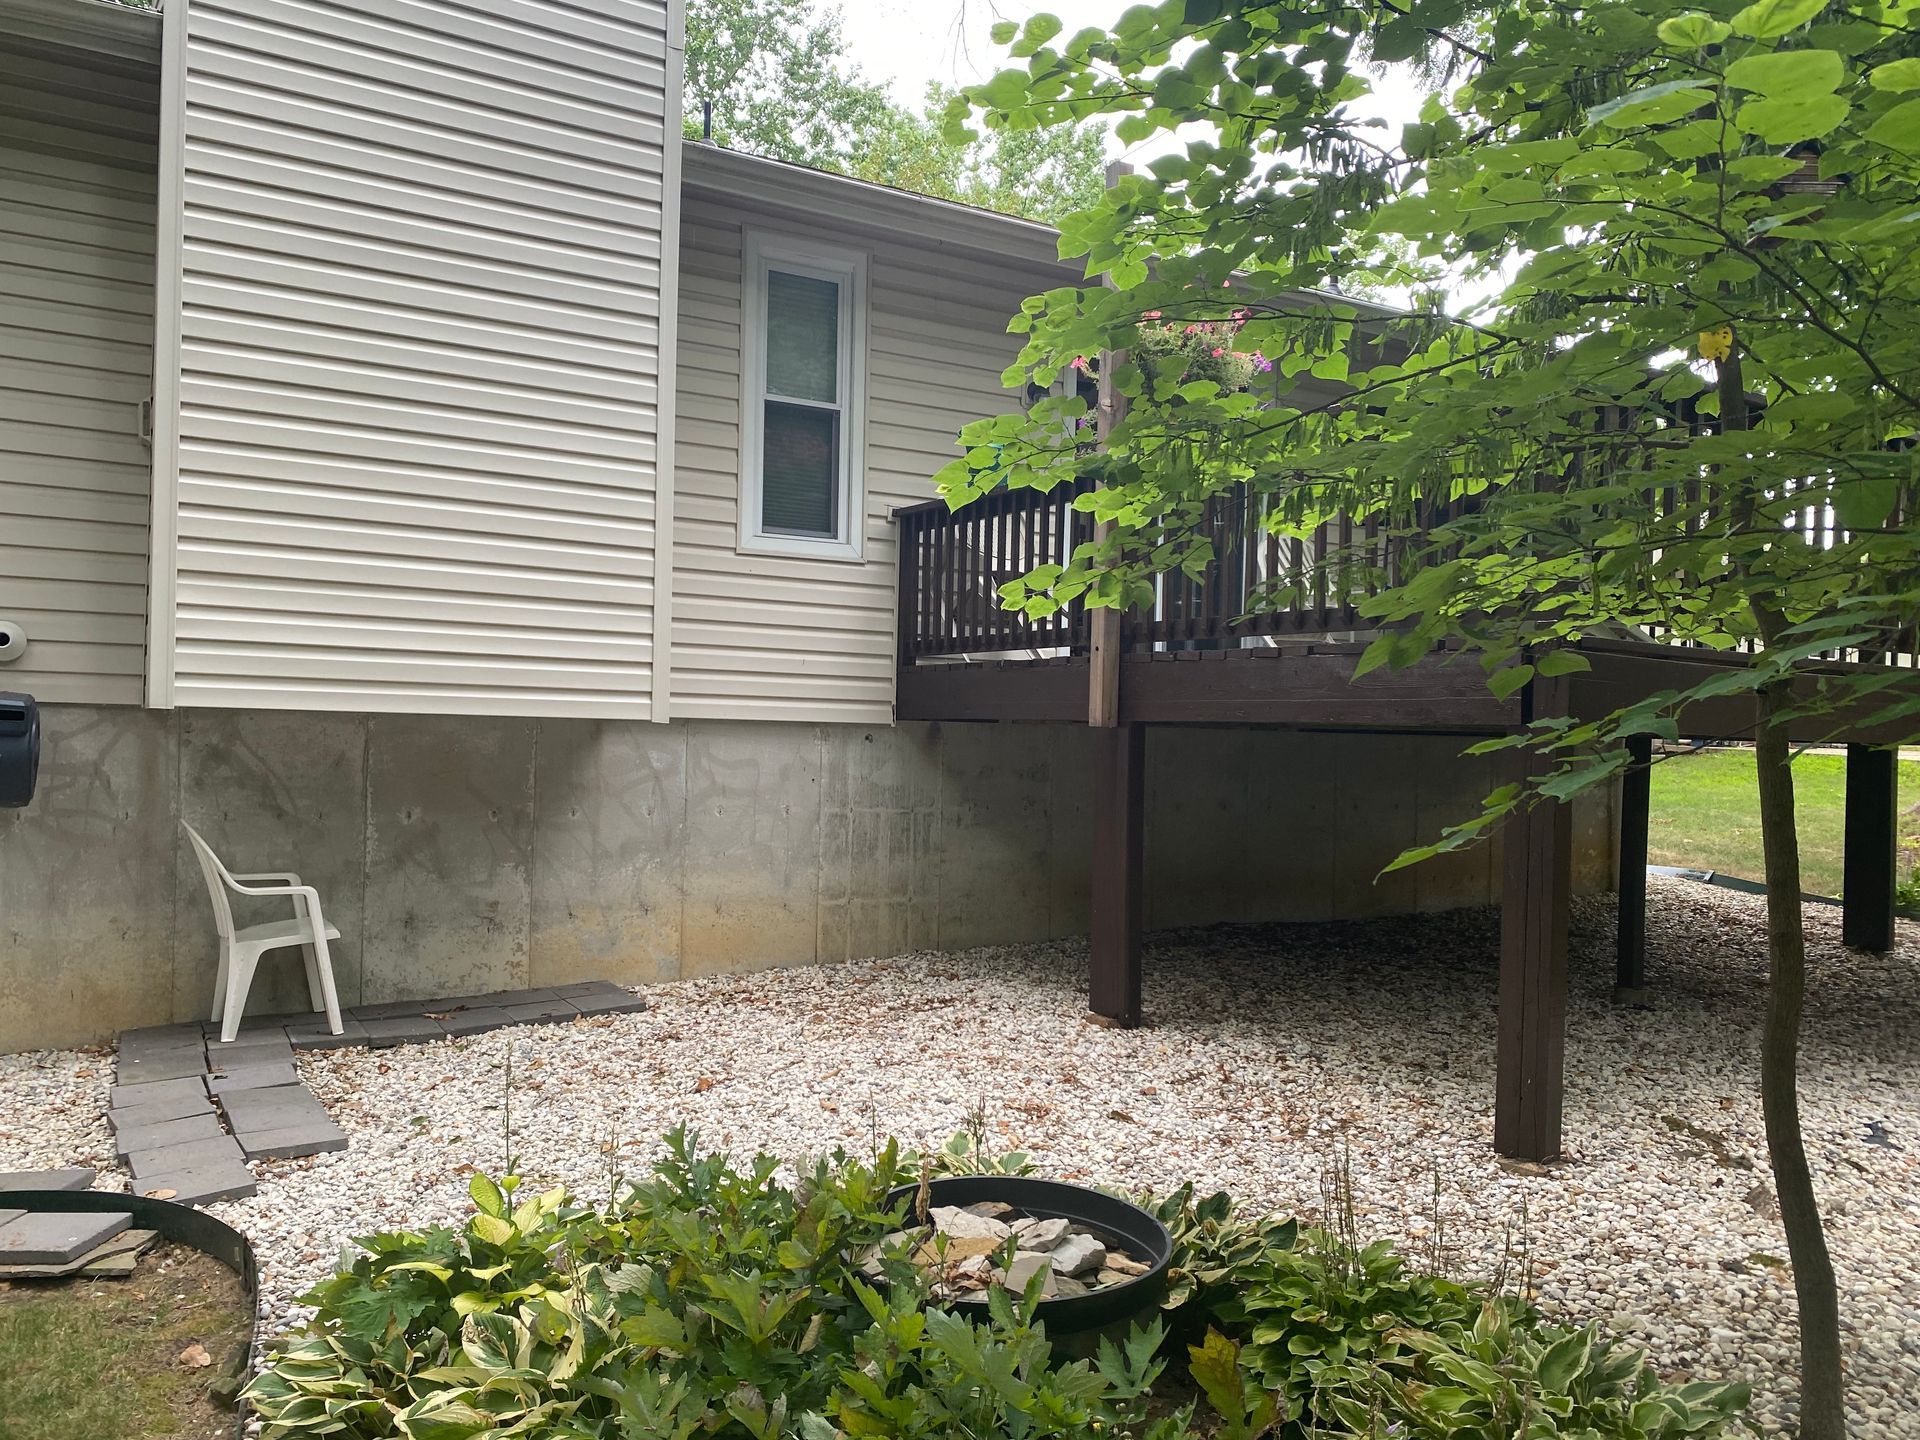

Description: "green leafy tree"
682 0 894 168
939 4 1920 1436
683 1 1107 223
850 85 1109 223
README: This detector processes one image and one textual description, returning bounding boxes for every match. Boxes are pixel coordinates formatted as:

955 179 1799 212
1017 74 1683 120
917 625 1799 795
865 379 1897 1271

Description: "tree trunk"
1720 340 1846 1437
1752 686 1847 1439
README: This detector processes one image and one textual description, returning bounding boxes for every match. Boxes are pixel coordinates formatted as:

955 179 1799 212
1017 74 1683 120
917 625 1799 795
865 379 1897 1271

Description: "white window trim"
738 231 869 562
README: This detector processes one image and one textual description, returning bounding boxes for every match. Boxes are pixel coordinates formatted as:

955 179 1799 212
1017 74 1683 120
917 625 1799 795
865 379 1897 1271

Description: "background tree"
938 4 1920 1436
683 0 1108 223
850 86 1109 223
680 0 894 168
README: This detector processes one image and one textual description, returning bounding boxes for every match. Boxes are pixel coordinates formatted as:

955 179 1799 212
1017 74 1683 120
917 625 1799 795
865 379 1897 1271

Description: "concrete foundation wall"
0 706 1616 1053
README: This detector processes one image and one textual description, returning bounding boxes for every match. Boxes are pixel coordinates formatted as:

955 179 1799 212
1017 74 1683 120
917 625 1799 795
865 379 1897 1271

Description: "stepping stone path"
112 981 646 1206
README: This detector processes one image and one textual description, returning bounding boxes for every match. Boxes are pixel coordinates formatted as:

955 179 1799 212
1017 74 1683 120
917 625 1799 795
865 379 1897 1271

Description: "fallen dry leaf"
178 1343 213 1369
694 1076 714 1093
146 1188 178 1200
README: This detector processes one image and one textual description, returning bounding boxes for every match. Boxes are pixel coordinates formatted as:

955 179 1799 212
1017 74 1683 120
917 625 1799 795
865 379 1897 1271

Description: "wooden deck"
892 488 1916 1161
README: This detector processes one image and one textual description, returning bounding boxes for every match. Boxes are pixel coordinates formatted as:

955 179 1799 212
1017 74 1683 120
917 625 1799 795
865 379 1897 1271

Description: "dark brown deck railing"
894 479 1454 660
896 471 1916 667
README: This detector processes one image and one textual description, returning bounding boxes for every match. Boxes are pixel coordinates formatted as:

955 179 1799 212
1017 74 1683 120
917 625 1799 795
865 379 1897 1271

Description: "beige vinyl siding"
0 35 157 705
161 0 673 717
671 186 1069 723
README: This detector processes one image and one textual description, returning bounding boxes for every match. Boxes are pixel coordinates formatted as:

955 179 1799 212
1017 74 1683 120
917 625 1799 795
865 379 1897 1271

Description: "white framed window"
738 232 869 560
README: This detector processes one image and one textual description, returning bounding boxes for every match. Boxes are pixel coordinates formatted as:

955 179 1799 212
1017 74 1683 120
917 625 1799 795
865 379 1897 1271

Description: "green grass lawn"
1648 746 1920 899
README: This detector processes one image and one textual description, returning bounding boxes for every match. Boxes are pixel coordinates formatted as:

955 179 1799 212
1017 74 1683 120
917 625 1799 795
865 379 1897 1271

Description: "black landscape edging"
3 1188 259 1439
1650 864 1920 921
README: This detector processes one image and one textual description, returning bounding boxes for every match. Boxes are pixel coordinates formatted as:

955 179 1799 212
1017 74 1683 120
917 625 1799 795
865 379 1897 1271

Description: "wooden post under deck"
1496 678 1573 1160
1089 723 1145 1026
1842 743 1898 953
1615 734 1653 998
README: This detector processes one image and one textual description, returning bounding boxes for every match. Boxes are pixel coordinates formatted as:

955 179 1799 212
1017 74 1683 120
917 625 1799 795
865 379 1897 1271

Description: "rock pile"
863 1200 1151 1301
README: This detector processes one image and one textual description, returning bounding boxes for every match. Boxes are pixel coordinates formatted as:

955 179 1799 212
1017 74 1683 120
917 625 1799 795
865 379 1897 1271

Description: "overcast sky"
836 0 1123 107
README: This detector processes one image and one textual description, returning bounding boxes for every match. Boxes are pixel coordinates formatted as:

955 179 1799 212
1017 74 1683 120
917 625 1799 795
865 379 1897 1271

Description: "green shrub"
1234 1228 1483 1430
1328 1301 1755 1439
1138 1183 1298 1339
244 1128 1175 1440
244 1129 1754 1440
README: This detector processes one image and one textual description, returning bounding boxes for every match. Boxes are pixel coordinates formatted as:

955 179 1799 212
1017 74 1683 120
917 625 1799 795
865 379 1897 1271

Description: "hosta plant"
1331 1301 1756 1440
1236 1229 1482 1429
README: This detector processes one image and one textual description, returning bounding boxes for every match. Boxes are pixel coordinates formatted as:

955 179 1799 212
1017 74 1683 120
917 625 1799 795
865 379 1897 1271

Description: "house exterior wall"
148 0 679 717
669 176 1072 725
0 33 158 705
0 704 1617 1053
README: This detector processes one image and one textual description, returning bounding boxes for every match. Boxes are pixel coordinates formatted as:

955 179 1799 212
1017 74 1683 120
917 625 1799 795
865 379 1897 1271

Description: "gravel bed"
1 877 1914 1434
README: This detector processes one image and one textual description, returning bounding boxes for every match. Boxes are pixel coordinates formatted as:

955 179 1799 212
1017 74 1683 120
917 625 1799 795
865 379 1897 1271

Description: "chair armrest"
231 870 302 884
225 878 317 901
226 878 328 932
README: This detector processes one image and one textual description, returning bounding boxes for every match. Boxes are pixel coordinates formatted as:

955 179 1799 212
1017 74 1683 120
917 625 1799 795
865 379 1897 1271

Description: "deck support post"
1842 743 1898 953
1089 723 1145 1027
1615 735 1653 1000
1496 679 1573 1161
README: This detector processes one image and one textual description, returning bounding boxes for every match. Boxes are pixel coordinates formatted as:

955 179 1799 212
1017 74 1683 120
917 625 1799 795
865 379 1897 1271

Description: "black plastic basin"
883 1175 1172 1336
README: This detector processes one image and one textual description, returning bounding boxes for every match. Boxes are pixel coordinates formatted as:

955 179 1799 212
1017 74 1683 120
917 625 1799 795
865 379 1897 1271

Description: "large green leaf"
1589 79 1716 127
1657 12 1733 47
1724 48 1843 99
1867 97 1920 150
1735 93 1850 142
1729 0 1827 38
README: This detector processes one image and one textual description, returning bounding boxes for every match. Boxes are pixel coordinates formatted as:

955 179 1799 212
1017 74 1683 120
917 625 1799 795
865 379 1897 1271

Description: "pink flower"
1142 310 1161 320
1211 347 1225 357
1071 356 1088 370
1184 324 1200 334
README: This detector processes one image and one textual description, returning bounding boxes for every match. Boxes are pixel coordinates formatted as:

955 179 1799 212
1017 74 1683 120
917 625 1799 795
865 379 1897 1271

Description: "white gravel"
2 877 1914 1435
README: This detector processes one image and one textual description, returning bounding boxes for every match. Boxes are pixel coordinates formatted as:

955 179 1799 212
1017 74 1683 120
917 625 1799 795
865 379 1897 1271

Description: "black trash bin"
0 691 40 808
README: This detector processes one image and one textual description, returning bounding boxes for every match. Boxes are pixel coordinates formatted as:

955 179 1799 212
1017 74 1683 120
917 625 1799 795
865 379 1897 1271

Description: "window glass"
761 400 839 536
765 270 839 404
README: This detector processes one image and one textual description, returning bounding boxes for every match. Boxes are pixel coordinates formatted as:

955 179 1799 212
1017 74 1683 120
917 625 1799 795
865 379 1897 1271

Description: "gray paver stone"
359 1016 446 1047
0 1209 22 1227
217 1086 327 1132
469 988 558 1008
554 980 625 999
109 1077 211 1112
127 1135 248 1177
116 1050 210 1084
238 1120 348 1161
347 999 433 1020
504 999 581 1025
571 993 648 1017
110 1096 216 1132
437 1007 513 1037
113 1111 225 1160
135 1166 257 1206
287 1018 366 1049
0 1168 98 1192
208 1044 293 1075
0 1210 131 1265
205 1062 299 1095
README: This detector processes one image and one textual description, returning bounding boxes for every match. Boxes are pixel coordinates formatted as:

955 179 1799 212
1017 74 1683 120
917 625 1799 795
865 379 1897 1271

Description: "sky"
835 0 1126 109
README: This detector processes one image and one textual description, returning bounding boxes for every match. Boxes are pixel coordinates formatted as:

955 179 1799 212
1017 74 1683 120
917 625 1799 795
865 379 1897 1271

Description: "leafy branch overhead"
938 0 1920 849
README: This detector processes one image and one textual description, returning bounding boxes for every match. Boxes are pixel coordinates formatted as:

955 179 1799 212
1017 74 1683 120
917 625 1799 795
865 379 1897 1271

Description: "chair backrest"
181 822 237 941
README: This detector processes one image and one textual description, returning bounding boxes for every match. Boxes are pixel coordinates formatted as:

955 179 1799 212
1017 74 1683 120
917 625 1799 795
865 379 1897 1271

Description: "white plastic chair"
183 822 344 1044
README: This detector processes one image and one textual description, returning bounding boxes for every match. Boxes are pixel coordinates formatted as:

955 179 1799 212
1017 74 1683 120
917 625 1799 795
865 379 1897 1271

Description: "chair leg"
300 890 345 1036
220 946 263 1044
310 929 344 1036
300 943 324 1011
210 939 231 1024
